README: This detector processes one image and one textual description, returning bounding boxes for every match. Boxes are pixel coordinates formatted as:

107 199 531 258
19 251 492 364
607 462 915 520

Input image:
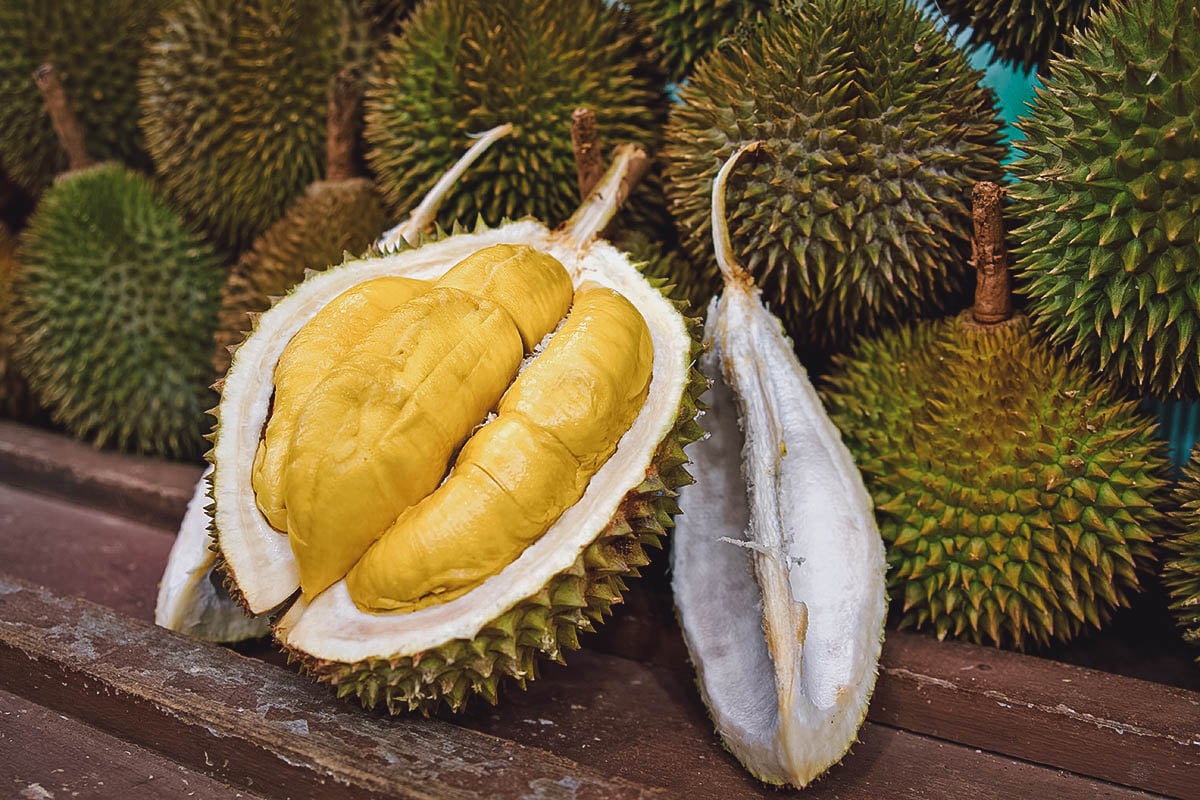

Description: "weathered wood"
0 576 665 800
0 419 201 528
0 689 264 800
873 632 1200 800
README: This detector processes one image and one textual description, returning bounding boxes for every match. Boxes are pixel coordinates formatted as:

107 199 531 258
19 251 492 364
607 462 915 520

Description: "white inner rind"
673 292 887 788
214 220 689 661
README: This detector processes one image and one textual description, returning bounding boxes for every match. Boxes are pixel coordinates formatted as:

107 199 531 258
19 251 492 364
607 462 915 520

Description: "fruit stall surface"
0 418 1196 799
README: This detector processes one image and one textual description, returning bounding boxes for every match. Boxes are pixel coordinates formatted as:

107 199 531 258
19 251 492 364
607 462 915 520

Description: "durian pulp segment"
156 467 270 642
253 244 573 600
347 282 654 612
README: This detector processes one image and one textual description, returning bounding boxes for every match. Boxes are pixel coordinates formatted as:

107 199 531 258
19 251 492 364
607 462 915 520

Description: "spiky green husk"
140 0 369 250
0 0 169 194
823 313 1166 649
664 0 1006 355
1166 458 1200 658
1010 0 1200 398
0 223 32 418
625 0 780 81
937 0 1102 72
12 164 223 459
363 0 666 230
212 178 389 376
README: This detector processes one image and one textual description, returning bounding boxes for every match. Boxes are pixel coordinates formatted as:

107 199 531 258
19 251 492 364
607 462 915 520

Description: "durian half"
204 140 702 712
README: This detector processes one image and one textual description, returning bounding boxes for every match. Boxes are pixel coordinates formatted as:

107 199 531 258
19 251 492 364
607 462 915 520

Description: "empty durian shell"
672 144 887 787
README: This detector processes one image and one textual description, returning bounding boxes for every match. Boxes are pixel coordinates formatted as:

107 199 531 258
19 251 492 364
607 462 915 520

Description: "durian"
213 71 390 377
0 222 32 419
0 0 168 194
12 66 223 459
1165 457 1200 658
1009 0 1200 398
823 183 1167 649
200 138 703 712
936 0 1103 72
664 0 1006 355
140 0 370 250
363 0 666 231
624 0 780 82
673 144 886 787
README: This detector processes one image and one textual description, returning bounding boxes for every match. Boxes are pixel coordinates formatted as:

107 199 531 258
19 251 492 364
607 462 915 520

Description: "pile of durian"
2 0 1198 789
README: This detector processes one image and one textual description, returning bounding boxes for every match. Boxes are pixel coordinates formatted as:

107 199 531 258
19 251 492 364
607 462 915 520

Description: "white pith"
214 220 690 662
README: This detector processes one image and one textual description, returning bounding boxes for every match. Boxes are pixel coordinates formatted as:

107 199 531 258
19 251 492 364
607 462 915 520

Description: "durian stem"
376 123 514 252
571 107 604 200
970 181 1012 325
325 69 361 183
711 142 761 291
560 143 651 248
34 63 92 173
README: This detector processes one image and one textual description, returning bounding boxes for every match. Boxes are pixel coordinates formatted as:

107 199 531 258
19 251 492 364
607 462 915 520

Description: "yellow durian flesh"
347 282 654 612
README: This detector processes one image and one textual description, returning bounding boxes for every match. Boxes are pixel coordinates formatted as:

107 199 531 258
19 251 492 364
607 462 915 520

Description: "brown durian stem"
571 107 604 200
970 181 1012 325
325 69 361 183
34 63 93 172
561 143 651 247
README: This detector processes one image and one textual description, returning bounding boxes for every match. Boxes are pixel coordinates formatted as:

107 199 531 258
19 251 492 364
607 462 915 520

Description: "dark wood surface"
1 420 1196 799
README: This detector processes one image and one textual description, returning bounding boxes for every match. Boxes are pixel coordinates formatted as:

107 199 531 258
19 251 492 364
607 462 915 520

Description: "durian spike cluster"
936 0 1103 72
1166 457 1200 658
823 184 1167 649
0 0 168 194
1010 0 1200 398
0 222 32 419
664 0 1006 356
140 0 369 250
625 0 781 82
364 0 666 232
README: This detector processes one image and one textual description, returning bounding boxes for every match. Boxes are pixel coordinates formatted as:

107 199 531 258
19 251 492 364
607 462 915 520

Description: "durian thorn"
570 107 604 200
711 142 762 293
377 122 514 252
33 63 93 173
969 181 1013 325
325 68 361 183
559 143 651 250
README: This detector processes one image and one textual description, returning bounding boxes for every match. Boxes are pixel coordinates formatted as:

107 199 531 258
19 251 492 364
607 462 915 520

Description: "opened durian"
664 0 1006 356
823 183 1167 649
1010 0 1200 398
199 142 701 711
213 71 390 377
672 144 887 788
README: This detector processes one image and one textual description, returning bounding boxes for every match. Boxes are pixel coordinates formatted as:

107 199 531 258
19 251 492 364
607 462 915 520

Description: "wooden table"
1 419 1197 799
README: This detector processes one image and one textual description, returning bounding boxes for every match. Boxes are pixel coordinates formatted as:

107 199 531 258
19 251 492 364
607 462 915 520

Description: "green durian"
140 0 370 251
212 74 389 377
936 0 1103 72
0 0 169 195
664 0 1006 357
12 163 223 459
823 186 1167 649
624 0 780 81
1010 0 1200 398
1166 457 1200 658
0 223 32 419
363 0 666 231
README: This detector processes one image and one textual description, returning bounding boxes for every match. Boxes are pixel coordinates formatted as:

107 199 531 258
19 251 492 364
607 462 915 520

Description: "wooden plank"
0 418 201 528
872 632 1200 800
0 689 264 800
0 576 664 800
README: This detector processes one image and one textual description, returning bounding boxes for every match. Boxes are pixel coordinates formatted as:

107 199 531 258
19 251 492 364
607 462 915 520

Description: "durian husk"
213 178 389 376
210 216 703 713
625 0 780 81
0 222 33 418
1166 456 1200 658
936 0 1103 72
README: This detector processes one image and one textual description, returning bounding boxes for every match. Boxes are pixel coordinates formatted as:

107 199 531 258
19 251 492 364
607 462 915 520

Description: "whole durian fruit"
624 0 780 81
213 72 389 377
0 0 169 194
936 0 1103 72
364 0 666 231
1166 458 1200 658
1010 0 1200 398
823 184 1167 648
665 0 1006 356
0 223 32 419
140 0 369 250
